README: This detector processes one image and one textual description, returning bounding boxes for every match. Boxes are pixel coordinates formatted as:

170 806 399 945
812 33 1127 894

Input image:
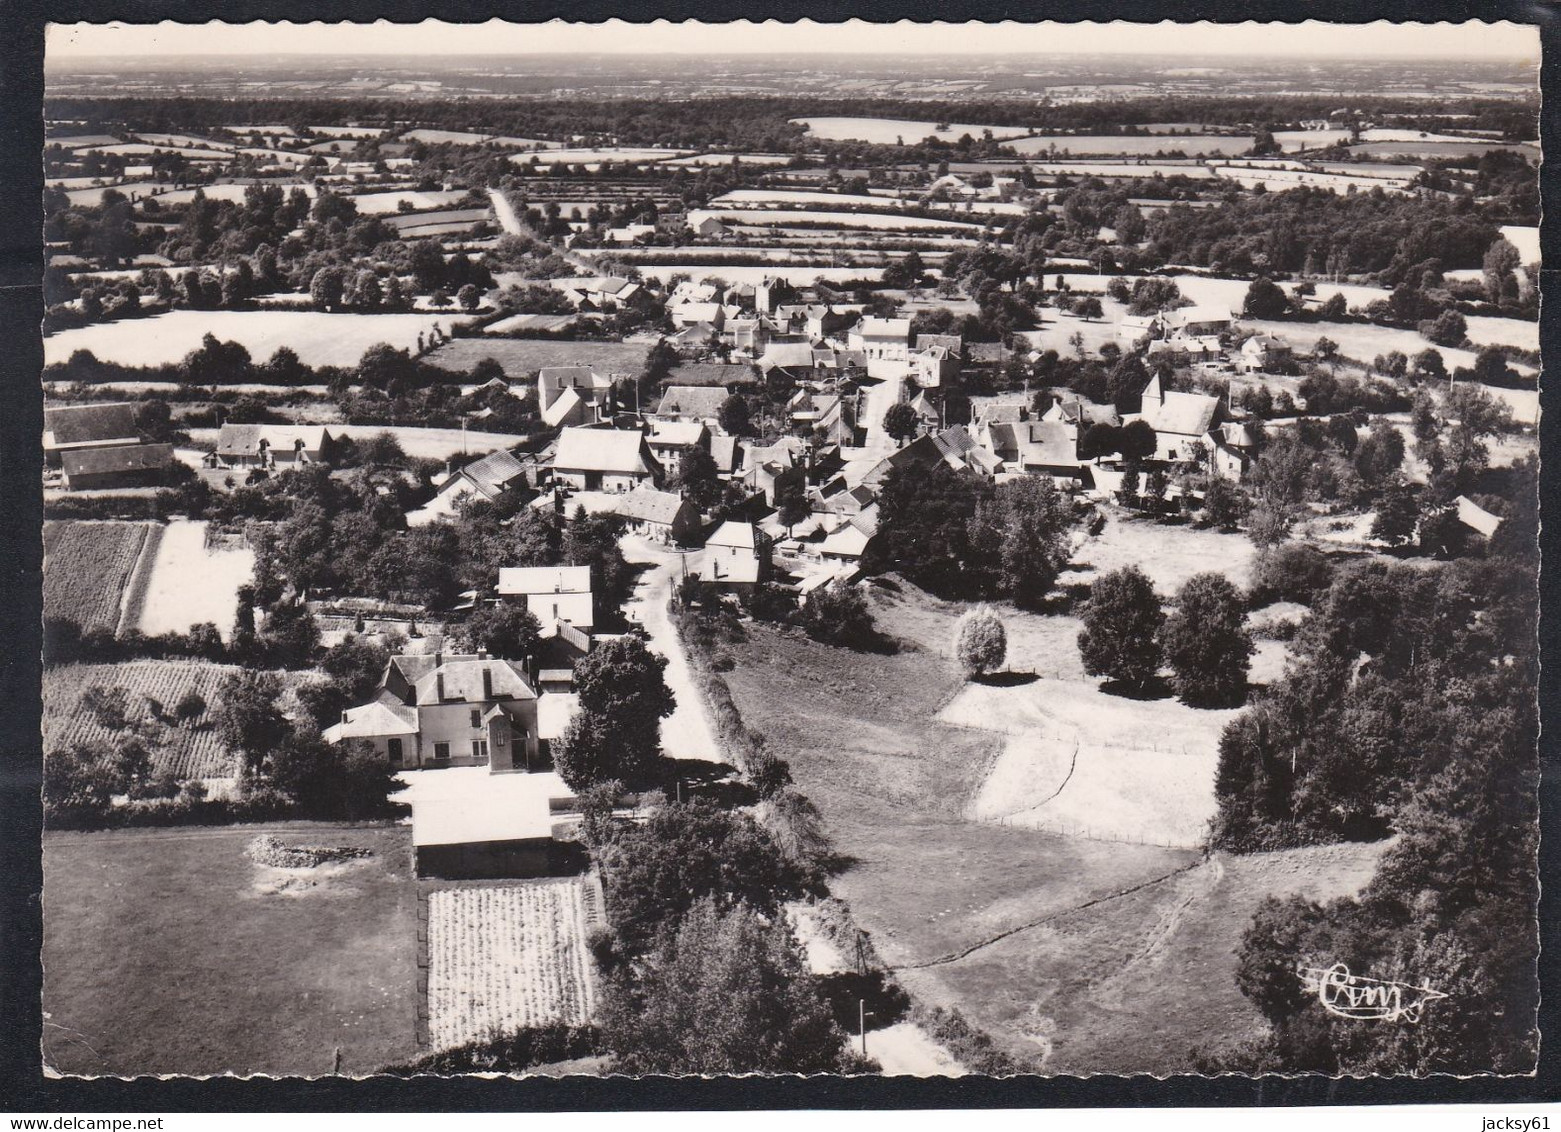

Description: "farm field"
1007 135 1254 156
426 879 597 1051
135 520 255 640
905 838 1390 1074
422 337 651 377
630 264 888 286
1027 162 1219 179
186 422 527 460
45 309 479 369
1500 224 1540 263
150 184 314 205
43 520 154 634
41 658 304 779
792 117 1037 144
1271 129 1353 150
347 189 470 214
1354 140 1539 159
61 182 178 207
510 147 690 165
688 208 985 233
43 824 420 1076
662 152 796 166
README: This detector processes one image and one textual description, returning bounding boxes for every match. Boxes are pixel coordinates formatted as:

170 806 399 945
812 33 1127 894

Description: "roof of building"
706 520 759 551
553 426 659 476
1144 389 1221 438
1052 398 1121 428
854 317 912 340
43 402 138 447
216 423 333 457
452 448 526 497
656 385 730 420
323 700 419 741
497 565 592 597
667 362 758 387
610 486 693 526
760 342 818 370
538 365 612 393
1166 305 1233 328
412 657 536 706
648 420 708 448
916 333 963 353
61 442 174 477
1455 495 1503 538
709 434 740 474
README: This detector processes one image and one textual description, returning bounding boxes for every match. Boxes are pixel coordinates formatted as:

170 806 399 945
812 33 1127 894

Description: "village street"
488 187 601 275
859 370 905 453
619 534 723 765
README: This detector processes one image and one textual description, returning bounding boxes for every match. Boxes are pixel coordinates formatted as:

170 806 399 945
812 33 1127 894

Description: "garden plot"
348 189 470 214
42 659 253 779
1027 162 1219 179
510 147 690 165
662 153 795 166
1272 129 1353 150
43 520 154 634
1066 514 1259 594
135 519 254 640
151 183 314 205
44 309 478 369
426 880 596 1051
688 207 984 233
630 264 887 286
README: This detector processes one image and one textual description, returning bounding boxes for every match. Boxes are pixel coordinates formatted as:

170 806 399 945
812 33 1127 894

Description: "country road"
488 187 602 275
619 534 722 765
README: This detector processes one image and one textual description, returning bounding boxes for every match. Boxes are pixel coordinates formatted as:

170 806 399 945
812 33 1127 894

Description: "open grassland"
43 520 154 634
423 337 651 377
903 839 1390 1074
44 824 419 1077
45 309 479 369
43 659 310 779
426 879 597 1051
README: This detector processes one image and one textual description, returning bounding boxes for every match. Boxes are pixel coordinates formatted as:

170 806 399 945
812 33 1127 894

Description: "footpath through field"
619 535 722 764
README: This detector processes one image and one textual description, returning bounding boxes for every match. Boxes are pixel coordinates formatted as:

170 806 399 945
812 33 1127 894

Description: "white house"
497 565 595 632
407 448 529 527
848 317 913 378
1132 375 1223 463
537 366 614 428
550 426 663 492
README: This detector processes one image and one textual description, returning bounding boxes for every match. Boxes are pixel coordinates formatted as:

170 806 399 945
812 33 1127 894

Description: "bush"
174 689 207 723
1248 543 1335 608
953 605 1007 678
802 581 878 649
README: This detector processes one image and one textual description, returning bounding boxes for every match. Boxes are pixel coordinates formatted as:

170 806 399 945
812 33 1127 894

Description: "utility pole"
859 999 867 1058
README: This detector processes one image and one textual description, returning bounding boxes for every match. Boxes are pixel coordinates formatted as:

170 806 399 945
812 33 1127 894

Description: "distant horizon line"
46 49 1537 63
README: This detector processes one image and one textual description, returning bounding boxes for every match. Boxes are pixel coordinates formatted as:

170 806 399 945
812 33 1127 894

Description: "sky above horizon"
46 19 1540 62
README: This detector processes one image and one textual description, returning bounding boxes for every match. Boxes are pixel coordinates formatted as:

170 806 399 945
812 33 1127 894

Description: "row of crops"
426 880 596 1051
42 520 156 635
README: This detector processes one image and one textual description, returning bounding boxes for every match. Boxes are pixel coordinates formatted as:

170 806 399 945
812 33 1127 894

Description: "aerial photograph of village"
36 20 1540 1080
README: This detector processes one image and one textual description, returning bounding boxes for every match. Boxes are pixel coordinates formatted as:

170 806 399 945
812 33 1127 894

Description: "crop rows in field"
43 520 153 634
426 881 596 1050
42 659 303 779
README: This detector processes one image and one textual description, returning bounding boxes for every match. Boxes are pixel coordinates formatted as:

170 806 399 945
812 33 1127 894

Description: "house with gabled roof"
323 652 541 773
1131 374 1224 463
43 402 140 466
654 384 729 423
848 317 914 378
537 366 613 428
700 520 770 593
213 424 337 469
60 443 175 491
606 486 702 544
407 448 529 527
550 426 662 492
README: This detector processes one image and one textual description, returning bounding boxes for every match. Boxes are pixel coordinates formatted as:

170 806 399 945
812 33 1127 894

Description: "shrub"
80 684 129 730
802 581 878 649
1248 543 1335 607
953 605 1007 678
1161 572 1254 707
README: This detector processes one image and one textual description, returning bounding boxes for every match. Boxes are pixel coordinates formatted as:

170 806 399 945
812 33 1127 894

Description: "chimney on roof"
482 666 494 702
435 672 445 702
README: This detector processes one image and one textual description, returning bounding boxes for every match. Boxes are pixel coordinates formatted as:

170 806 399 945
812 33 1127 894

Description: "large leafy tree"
449 602 541 660
601 897 846 1074
1077 566 1164 691
1161 572 1253 707
553 633 675 790
967 475 1072 608
215 670 290 774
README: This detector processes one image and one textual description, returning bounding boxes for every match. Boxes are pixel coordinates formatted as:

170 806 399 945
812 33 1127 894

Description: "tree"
1421 309 1467 348
716 393 752 438
44 742 120 826
270 734 399 820
1371 481 1421 547
954 605 1007 679
801 581 877 649
1118 419 1157 462
259 601 320 667
1412 348 1447 384
1201 476 1247 531
1077 566 1164 691
553 634 675 789
309 265 347 310
1242 278 1290 321
214 670 289 774
883 401 920 446
1161 572 1253 707
450 603 541 660
1318 293 1348 320
80 684 129 730
673 447 722 511
1075 296 1104 321
594 799 805 956
600 897 846 1074
457 283 481 312
967 475 1072 608
174 689 207 723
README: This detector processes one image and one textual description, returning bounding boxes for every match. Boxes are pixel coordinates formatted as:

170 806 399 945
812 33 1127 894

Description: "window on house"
470 708 482 729
387 738 403 765
433 742 451 761
472 740 489 762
